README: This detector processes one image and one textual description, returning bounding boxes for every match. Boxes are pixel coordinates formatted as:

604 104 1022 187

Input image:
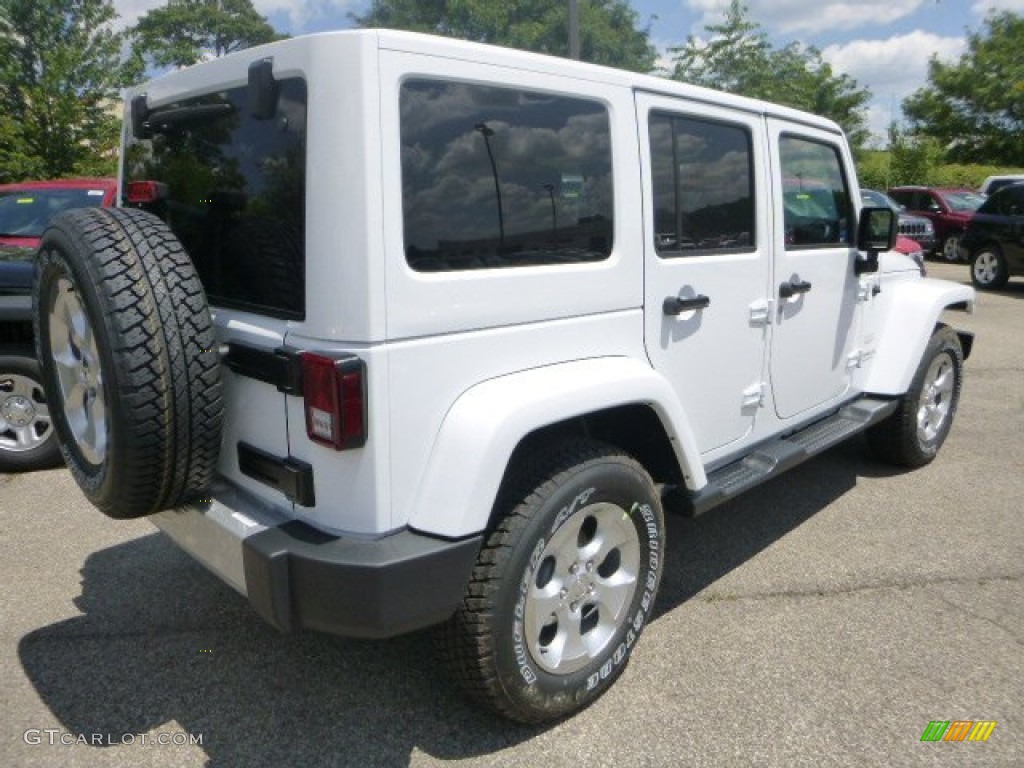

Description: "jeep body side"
34 30 973 722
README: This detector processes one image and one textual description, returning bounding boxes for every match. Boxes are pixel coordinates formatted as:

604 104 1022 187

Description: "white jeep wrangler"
33 30 974 723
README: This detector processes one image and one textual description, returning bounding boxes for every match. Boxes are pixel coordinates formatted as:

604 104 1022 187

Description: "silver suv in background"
978 175 1024 196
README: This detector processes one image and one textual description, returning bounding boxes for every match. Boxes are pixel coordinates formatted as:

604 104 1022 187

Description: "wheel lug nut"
569 563 578 575
570 601 579 613
559 588 568 599
586 561 594 573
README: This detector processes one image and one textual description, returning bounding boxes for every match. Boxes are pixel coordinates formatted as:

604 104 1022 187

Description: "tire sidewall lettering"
501 466 664 708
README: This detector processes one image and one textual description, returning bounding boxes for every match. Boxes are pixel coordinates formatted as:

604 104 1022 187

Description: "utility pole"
568 0 580 60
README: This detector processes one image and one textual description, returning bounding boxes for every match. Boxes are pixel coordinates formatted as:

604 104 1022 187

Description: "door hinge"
742 382 767 408
748 298 772 326
857 280 880 302
846 349 864 369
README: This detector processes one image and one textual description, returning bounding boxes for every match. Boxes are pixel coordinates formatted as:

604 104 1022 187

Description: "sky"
111 0 1024 144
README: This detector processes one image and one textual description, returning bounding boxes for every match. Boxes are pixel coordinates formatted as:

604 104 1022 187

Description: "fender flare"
860 277 974 396
406 356 705 539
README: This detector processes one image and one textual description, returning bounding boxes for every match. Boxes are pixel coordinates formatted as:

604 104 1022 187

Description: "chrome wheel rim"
525 501 640 675
49 277 107 464
0 374 53 453
917 353 954 444
974 252 998 285
942 236 961 261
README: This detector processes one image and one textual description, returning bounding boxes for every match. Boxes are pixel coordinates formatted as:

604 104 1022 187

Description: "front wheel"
971 245 1009 289
437 439 665 723
867 325 963 467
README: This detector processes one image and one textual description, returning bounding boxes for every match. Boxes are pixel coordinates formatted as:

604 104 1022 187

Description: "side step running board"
678 397 898 517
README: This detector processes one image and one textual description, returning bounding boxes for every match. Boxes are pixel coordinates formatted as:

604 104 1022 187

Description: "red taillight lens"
301 353 367 450
125 180 167 204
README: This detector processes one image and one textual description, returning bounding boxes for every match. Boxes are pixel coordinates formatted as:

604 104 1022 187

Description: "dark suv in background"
888 186 986 262
960 182 1024 290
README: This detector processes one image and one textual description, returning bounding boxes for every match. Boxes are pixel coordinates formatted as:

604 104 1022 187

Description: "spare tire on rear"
33 208 223 518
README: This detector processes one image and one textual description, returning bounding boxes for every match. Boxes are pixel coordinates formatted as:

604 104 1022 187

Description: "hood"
879 247 926 277
0 243 35 294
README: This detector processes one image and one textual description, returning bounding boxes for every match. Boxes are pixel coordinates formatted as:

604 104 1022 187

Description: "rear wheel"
437 439 665 723
941 234 962 262
34 208 223 518
867 325 963 468
971 245 1009 289
0 349 61 471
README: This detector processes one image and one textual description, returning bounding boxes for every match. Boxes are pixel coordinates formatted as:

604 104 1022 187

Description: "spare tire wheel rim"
49 276 107 464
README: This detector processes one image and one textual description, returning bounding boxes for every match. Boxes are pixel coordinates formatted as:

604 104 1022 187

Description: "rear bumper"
152 481 482 639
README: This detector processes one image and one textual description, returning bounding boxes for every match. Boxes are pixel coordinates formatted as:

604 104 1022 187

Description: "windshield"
938 190 986 212
0 188 107 238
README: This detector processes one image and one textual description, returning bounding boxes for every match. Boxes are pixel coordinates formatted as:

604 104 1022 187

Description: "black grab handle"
663 294 711 315
779 280 812 299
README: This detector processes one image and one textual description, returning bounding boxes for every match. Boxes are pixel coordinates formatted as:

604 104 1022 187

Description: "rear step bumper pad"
152 482 482 638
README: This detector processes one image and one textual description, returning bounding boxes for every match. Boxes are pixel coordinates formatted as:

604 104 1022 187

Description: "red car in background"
887 186 986 262
0 178 117 248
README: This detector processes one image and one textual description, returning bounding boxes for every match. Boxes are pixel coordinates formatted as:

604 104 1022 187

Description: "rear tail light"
301 353 367 450
125 180 167 204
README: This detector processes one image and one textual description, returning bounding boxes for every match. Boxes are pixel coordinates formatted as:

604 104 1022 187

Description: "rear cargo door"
120 75 310 509
212 312 294 508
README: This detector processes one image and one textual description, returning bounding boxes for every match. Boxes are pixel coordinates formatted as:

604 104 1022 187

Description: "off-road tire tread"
866 324 962 468
435 438 649 724
34 208 222 517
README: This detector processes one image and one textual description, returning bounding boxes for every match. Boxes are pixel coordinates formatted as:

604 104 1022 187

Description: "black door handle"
663 294 711 315
779 280 812 299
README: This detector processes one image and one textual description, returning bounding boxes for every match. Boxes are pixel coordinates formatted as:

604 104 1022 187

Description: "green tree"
132 0 282 70
0 0 139 181
903 11 1024 166
353 0 656 72
668 1 871 152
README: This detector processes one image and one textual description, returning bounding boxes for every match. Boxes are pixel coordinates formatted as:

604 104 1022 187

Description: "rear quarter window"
399 79 614 272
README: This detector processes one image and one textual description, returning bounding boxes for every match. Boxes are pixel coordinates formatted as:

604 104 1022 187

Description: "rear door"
767 122 860 419
122 76 309 508
638 93 770 454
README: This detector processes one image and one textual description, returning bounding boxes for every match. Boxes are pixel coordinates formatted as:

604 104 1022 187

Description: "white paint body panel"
123 29 975 540
406 356 704 538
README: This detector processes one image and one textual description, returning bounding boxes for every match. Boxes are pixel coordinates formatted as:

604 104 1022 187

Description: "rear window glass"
400 79 614 272
122 79 307 320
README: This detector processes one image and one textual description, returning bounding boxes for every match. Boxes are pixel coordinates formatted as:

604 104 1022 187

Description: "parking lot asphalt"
1 262 1021 767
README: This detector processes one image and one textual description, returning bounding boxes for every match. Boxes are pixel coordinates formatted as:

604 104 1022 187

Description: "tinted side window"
123 79 307 320
400 80 613 272
779 136 852 248
649 113 754 256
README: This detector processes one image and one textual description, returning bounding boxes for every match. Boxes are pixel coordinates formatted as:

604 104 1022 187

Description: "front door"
767 122 861 419
638 93 770 454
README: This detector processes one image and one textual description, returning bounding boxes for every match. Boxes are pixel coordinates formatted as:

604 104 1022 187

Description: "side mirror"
855 206 896 275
